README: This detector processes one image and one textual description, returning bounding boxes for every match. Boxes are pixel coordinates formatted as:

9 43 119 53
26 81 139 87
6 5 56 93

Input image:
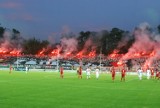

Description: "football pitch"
0 71 160 108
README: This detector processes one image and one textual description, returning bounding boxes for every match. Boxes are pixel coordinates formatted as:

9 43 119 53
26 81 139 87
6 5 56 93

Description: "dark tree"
0 26 5 38
77 31 91 51
23 38 49 54
100 30 109 54
106 28 125 55
157 25 160 33
12 28 20 40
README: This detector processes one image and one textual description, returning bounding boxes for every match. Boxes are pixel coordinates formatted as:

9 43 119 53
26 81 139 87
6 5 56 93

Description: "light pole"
56 49 59 72
100 48 102 73
17 51 18 69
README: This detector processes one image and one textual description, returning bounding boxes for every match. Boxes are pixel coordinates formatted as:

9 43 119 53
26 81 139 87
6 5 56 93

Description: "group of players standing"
85 66 126 82
109 66 126 82
59 66 127 82
60 65 160 81
137 67 160 80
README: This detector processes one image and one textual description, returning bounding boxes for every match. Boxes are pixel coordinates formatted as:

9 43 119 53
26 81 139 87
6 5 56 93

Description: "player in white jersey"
146 68 151 79
86 67 91 79
26 66 28 74
137 68 143 80
95 67 100 79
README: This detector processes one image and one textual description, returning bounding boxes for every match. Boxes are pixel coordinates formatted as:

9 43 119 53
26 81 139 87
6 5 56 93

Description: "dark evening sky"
0 0 160 41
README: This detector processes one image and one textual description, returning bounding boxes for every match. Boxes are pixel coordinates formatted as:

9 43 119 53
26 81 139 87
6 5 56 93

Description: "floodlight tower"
16 50 19 69
56 49 59 72
17 55 18 68
100 48 102 73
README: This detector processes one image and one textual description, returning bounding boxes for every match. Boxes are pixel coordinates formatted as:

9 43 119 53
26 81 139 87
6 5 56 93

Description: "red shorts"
112 74 115 78
122 74 125 77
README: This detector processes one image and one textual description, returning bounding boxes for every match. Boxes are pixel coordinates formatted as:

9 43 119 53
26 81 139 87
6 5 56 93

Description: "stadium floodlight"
100 48 102 73
56 49 59 72
17 52 18 69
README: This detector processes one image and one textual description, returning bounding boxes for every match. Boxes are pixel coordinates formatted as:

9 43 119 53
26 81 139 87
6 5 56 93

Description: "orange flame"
51 49 59 56
150 51 155 56
10 50 21 55
88 51 96 57
66 52 71 56
76 52 83 58
117 61 123 66
0 48 7 54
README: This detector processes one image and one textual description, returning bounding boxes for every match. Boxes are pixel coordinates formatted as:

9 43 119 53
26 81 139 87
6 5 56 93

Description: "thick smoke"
0 29 23 55
38 22 160 68
81 33 102 54
60 37 78 56
116 32 132 50
119 23 160 67
0 29 23 54
80 38 92 54
50 31 102 59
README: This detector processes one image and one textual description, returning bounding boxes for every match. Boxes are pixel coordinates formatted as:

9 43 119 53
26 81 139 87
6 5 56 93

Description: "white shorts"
96 73 99 78
87 72 90 76
138 73 142 77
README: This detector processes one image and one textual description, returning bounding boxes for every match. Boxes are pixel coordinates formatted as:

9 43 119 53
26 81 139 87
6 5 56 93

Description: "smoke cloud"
119 22 160 67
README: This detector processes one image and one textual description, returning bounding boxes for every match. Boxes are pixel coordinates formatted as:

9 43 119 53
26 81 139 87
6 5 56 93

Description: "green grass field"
0 71 160 108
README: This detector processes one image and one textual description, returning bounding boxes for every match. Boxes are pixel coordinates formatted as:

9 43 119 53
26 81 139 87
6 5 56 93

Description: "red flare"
142 52 145 55
0 48 7 54
88 51 96 57
51 49 59 56
110 54 116 58
38 49 45 56
39 51 44 55
150 51 155 56
76 52 83 58
134 53 140 57
10 50 21 55
66 52 71 56
117 61 123 66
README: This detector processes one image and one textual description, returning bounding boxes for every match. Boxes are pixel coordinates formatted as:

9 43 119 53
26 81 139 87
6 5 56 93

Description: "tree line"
0 24 160 55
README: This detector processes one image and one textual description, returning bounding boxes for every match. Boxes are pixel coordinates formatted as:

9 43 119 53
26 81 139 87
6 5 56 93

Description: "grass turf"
0 70 160 108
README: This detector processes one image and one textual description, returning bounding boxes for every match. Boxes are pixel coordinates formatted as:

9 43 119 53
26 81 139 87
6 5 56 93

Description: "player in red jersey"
78 66 82 79
158 72 160 80
111 66 116 82
150 68 154 79
155 69 159 79
60 66 64 79
121 67 126 82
